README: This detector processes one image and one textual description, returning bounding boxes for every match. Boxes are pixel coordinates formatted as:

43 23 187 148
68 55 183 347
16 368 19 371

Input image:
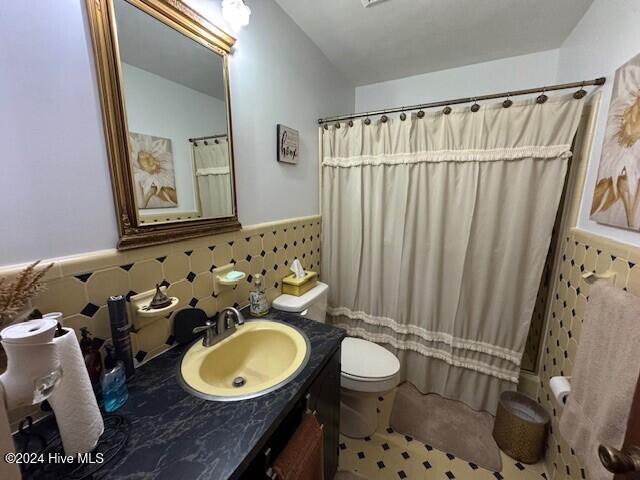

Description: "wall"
15 216 320 363
538 228 640 479
555 0 640 246
355 50 560 112
122 63 227 215
0 0 353 266
0 0 117 265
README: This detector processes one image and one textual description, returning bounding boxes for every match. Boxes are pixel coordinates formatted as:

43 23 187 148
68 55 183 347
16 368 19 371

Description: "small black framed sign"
277 124 299 164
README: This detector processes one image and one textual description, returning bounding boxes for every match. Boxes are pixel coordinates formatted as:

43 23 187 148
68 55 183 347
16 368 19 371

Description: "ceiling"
114 0 226 100
273 0 594 86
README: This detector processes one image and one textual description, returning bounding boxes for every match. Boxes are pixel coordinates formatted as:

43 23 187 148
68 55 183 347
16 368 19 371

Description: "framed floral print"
128 132 178 209
591 52 640 230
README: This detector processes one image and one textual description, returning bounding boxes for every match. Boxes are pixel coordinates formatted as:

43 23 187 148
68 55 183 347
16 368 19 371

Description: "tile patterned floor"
338 391 548 480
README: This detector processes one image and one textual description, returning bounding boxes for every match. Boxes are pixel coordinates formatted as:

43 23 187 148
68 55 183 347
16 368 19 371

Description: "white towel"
559 280 640 479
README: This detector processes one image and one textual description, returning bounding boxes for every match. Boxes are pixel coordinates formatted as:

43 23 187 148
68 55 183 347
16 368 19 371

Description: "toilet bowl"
273 282 401 438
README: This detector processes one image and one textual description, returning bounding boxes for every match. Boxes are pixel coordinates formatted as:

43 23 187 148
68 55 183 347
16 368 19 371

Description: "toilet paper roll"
48 328 104 455
550 376 571 405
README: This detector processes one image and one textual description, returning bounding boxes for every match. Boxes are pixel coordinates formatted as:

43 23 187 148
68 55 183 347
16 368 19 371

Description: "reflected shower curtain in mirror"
193 138 233 218
321 95 585 413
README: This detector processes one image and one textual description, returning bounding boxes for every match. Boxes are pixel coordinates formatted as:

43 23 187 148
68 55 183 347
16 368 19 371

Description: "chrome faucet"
192 307 245 347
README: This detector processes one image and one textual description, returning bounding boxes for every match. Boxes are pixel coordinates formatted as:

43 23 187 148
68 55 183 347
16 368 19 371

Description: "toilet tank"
272 282 329 323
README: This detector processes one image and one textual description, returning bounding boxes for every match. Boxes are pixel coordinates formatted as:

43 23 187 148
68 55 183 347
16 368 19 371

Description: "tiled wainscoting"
538 228 640 480
1 215 321 364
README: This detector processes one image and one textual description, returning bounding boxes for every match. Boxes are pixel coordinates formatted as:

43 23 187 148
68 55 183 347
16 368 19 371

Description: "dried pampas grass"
0 261 54 328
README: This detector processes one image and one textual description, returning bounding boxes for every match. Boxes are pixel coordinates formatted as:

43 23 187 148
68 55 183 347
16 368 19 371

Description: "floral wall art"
591 52 640 230
128 132 178 209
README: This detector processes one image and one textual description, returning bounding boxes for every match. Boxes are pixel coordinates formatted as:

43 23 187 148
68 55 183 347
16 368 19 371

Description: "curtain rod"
317 77 606 125
188 133 227 142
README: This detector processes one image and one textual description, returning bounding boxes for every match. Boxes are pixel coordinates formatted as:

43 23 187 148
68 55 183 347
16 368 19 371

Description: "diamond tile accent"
186 272 196 282
75 273 92 283
80 303 99 317
135 351 147 363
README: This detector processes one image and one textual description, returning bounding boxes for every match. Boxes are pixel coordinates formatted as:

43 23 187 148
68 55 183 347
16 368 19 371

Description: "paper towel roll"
550 376 571 405
48 328 104 454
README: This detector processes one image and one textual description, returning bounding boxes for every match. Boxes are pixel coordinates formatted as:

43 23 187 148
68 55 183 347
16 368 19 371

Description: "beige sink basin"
178 319 310 401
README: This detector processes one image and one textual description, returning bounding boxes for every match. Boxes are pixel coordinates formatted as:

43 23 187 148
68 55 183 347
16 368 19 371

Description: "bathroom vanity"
15 310 345 480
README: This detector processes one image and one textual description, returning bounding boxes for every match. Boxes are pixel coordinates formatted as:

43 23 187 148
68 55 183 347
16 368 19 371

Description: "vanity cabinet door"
239 347 341 480
307 347 341 480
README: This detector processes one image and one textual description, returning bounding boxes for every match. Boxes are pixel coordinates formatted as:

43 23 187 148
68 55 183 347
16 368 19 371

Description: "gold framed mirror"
86 0 240 249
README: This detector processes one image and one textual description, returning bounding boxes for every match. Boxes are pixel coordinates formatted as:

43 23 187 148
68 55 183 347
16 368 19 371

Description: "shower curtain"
192 138 233 218
321 95 585 413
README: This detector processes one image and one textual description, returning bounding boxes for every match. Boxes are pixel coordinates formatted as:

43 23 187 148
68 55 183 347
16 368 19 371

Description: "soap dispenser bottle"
80 327 103 403
100 345 128 412
249 274 269 317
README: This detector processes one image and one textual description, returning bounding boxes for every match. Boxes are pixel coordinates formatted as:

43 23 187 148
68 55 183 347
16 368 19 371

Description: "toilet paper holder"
582 270 616 284
549 376 571 406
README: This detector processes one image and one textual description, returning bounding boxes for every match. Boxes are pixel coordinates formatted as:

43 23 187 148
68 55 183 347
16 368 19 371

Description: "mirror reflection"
113 0 234 224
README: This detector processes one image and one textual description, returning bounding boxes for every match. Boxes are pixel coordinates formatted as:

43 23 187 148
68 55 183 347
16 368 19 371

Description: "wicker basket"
492 391 550 463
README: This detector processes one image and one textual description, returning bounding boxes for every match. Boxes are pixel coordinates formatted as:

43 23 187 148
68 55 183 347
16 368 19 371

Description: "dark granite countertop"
16 310 346 480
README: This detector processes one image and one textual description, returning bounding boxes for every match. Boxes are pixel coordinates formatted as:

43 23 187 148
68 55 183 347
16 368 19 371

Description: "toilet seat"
340 337 400 393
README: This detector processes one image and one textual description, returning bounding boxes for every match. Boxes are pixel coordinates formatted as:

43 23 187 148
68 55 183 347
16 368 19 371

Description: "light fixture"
222 0 251 28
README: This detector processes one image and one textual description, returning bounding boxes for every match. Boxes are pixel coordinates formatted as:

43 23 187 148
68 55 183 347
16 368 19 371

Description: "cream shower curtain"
321 95 585 413
193 138 233 218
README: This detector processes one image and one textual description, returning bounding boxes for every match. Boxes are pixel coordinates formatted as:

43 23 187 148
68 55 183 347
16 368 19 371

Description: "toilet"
273 282 401 438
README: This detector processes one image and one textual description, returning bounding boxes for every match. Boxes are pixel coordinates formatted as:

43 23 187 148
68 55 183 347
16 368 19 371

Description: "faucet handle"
192 319 215 335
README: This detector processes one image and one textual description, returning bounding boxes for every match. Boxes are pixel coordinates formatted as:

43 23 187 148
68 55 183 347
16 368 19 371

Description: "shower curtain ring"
400 112 407 121
443 106 452 115
214 139 219 144
364 117 371 125
574 81 587 99
323 123 329 130
417 110 425 118
503 93 513 108
536 88 548 104
334 122 341 129
204 140 208 145
381 115 388 123
470 99 480 112
348 119 354 127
